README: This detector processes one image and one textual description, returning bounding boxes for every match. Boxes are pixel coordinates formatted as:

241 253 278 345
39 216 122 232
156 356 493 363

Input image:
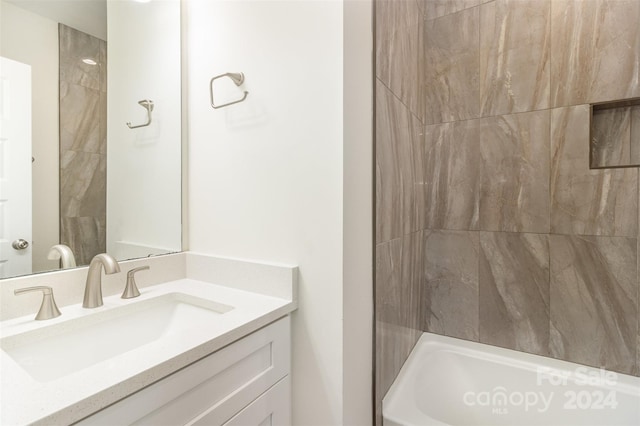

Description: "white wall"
106 0 182 260
0 0 59 273
187 0 372 424
343 1 373 423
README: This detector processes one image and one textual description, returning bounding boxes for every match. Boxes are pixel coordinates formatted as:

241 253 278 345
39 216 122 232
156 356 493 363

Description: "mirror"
0 0 182 279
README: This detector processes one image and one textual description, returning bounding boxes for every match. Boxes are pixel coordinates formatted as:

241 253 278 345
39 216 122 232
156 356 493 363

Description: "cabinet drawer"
197 376 290 426
77 317 290 426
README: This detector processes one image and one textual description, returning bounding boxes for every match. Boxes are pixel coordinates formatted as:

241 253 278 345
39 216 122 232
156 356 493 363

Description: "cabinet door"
78 317 290 426
215 376 290 426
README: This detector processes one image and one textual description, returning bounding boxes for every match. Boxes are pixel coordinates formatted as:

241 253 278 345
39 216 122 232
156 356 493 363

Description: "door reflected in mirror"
0 0 182 279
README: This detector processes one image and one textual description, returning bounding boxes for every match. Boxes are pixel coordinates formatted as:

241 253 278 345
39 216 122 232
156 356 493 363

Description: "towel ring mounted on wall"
210 72 249 109
126 100 154 129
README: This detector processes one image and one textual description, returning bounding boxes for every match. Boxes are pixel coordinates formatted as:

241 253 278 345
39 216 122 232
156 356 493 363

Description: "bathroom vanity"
0 253 298 425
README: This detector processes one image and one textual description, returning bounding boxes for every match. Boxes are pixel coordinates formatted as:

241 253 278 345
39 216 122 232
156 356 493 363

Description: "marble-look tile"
375 233 424 331
422 230 479 341
375 233 424 425
479 232 550 356
60 81 101 153
422 7 480 124
590 107 632 168
98 38 107 94
479 110 550 233
631 106 640 165
480 0 550 116
424 119 480 230
375 320 421 425
78 156 106 218
61 217 106 266
550 0 640 107
550 105 638 237
60 151 102 218
424 0 479 20
99 91 107 156
376 0 426 44
59 24 104 90
376 80 425 243
376 20 422 119
549 235 637 374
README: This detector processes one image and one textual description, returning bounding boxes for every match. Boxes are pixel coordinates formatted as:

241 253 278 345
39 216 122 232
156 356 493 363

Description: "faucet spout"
47 244 77 269
83 253 121 308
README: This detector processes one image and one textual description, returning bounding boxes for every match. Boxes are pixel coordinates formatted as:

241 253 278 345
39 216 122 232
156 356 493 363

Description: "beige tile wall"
59 24 107 265
375 0 640 423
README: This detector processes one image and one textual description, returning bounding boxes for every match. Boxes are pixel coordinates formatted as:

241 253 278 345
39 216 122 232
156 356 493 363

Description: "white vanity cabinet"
77 317 291 426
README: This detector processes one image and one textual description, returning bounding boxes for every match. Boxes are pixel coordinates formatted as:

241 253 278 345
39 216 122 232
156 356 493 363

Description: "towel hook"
210 72 249 109
126 99 154 129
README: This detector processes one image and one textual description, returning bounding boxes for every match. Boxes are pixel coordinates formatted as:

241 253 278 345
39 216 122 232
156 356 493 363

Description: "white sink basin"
0 293 233 382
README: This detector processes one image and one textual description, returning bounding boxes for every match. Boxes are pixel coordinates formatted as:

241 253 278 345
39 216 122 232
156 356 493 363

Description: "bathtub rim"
382 332 640 426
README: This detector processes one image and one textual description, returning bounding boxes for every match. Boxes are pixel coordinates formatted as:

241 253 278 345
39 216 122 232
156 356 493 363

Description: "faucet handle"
14 286 62 320
122 266 149 299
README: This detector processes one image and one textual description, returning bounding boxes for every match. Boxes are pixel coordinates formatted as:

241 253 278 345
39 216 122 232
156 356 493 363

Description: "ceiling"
6 0 107 40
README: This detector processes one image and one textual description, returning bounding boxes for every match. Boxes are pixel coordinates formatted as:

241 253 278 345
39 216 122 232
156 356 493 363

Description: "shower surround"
375 0 640 423
59 24 107 265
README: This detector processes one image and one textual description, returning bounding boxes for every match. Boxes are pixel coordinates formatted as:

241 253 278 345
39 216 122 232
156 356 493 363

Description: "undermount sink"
0 293 233 382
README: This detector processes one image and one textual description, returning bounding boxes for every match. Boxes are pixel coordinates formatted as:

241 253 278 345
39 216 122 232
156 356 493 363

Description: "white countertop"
0 277 297 425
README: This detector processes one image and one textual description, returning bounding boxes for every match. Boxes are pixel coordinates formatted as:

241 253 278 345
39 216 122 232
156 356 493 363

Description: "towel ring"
126 100 154 129
210 72 249 109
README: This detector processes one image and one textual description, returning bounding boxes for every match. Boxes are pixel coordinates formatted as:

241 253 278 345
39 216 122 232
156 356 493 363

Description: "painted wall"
0 1 59 273
106 0 182 261
343 1 373 424
375 0 640 422
187 0 372 424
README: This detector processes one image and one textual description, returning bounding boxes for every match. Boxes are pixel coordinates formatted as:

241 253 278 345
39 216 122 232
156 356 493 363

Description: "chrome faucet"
83 253 121 308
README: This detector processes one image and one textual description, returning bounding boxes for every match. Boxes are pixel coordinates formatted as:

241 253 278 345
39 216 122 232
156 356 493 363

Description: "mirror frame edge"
180 0 189 254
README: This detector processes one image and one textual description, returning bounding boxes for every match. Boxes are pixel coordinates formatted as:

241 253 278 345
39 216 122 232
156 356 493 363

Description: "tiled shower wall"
59 24 107 265
375 0 640 422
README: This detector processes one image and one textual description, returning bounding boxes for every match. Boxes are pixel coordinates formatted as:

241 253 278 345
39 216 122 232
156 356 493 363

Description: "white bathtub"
383 333 640 426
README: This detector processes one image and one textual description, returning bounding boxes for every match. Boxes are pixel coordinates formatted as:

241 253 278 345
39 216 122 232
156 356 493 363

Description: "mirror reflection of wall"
1 0 65 274
0 0 182 279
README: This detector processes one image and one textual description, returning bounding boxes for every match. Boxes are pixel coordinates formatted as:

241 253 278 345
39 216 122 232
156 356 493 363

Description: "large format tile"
479 110 550 233
375 320 421 425
631 106 640 165
60 216 106 266
480 0 550 116
550 0 640 107
550 105 638 237
590 107 633 168
422 230 479 341
59 24 104 90
479 232 550 356
424 0 479 20
549 235 637 374
376 20 422 119
422 7 480 124
424 119 480 230
376 80 424 243
59 81 101 153
376 0 426 43
375 233 424 424
78 156 106 218
60 151 102 218
376 233 424 331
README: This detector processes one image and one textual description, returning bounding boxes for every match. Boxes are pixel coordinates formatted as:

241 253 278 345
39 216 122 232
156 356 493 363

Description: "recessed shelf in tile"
590 97 640 169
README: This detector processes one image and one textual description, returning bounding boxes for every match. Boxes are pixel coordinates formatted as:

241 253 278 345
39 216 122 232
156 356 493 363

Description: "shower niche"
590 97 640 169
